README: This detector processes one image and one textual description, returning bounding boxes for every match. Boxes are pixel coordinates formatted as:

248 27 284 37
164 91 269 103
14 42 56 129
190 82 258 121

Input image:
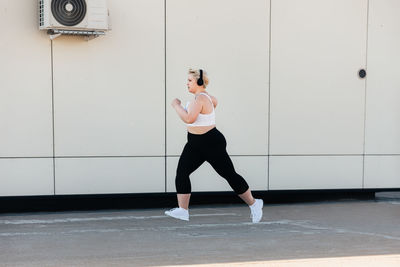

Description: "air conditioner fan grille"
51 0 87 27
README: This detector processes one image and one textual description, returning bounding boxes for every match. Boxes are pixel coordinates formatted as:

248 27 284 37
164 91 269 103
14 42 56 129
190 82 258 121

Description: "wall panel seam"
267 0 272 191
362 0 371 189
164 0 167 193
51 40 56 196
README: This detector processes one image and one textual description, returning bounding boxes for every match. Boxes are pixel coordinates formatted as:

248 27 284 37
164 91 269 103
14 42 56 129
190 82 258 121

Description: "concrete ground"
0 192 399 266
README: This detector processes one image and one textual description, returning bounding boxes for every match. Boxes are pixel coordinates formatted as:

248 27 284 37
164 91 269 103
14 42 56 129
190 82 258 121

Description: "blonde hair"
188 68 209 88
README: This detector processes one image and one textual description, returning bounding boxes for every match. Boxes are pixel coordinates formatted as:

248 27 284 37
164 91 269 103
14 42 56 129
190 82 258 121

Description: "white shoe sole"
252 199 263 223
165 211 189 221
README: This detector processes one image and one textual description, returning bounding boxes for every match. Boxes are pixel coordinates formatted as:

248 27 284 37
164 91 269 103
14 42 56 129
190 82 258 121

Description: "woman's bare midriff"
187 125 216 135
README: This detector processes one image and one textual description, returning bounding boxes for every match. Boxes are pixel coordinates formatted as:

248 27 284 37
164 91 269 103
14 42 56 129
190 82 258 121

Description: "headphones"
197 69 204 86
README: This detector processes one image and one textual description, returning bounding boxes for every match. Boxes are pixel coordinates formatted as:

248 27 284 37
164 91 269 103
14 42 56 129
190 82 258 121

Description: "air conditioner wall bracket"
47 29 105 41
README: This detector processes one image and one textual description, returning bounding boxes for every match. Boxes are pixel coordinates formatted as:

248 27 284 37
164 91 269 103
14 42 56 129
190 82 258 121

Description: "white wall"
0 0 54 196
52 0 165 194
364 0 400 188
269 0 367 189
1 0 399 197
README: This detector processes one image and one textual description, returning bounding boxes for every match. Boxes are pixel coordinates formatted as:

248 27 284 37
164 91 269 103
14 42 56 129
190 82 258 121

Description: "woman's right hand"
171 98 181 108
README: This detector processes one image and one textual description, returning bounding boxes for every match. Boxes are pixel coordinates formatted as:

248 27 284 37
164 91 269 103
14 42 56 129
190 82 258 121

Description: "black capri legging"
175 128 249 195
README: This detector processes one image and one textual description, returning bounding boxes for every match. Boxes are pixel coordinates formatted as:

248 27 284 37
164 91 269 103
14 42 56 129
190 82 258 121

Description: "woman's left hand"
171 98 181 108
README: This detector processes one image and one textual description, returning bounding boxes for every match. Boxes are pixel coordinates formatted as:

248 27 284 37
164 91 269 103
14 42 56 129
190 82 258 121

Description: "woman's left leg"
207 150 255 204
207 149 263 223
238 189 256 206
204 130 263 223
206 146 250 196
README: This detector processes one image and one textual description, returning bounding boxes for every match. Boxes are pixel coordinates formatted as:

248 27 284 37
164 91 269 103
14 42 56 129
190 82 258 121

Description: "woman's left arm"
172 98 201 124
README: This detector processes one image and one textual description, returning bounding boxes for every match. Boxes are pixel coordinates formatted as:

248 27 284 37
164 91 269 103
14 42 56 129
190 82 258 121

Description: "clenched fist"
171 98 181 107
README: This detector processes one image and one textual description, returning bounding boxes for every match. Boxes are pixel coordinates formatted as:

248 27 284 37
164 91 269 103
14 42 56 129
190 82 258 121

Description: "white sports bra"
185 93 216 127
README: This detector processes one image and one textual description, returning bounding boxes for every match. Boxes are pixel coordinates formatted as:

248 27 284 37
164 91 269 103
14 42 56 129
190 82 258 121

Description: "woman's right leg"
177 193 191 210
175 142 205 209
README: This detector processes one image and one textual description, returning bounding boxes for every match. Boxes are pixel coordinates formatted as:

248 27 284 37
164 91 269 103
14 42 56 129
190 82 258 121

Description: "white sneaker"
165 207 189 221
250 199 263 223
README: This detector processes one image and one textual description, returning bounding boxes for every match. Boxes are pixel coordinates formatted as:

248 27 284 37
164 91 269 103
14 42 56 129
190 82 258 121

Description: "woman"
165 69 263 223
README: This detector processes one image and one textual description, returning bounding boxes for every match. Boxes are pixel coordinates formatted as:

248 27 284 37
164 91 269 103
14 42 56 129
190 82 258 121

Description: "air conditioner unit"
39 0 109 32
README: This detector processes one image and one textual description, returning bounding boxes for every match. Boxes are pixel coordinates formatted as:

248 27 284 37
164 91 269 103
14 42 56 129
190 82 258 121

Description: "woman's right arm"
212 96 218 108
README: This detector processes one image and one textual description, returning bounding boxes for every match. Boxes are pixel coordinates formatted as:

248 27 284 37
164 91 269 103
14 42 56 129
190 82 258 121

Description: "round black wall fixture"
51 0 87 27
359 69 367 79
